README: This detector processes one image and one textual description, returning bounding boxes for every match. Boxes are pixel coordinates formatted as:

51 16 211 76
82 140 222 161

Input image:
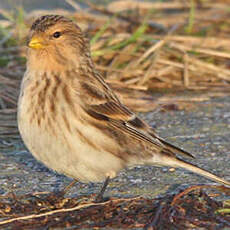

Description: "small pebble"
169 168 176 172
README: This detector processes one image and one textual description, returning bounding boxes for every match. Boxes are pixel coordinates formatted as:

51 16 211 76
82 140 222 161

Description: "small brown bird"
17 15 230 198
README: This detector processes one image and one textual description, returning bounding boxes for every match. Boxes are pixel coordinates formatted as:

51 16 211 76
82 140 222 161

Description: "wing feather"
78 74 194 159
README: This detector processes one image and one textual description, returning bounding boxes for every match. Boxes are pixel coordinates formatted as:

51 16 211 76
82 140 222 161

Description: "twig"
183 52 189 87
64 0 82 11
0 196 140 226
171 185 216 206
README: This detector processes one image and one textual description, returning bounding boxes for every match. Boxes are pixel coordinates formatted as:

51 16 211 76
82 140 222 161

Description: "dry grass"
1 0 230 138
0 0 230 129
1 0 230 137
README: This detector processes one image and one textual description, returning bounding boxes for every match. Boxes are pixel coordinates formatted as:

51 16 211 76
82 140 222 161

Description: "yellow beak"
28 37 46 49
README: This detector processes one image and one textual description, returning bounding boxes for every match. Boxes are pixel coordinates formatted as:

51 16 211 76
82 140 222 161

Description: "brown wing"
78 72 194 159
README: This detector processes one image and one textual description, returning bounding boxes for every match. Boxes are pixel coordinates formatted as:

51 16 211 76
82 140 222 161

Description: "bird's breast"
18 71 124 182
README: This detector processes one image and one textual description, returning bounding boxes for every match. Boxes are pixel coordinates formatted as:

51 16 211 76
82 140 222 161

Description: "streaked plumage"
18 15 230 190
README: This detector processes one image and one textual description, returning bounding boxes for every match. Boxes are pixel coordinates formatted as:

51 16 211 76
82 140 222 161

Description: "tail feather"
161 156 230 186
159 137 195 159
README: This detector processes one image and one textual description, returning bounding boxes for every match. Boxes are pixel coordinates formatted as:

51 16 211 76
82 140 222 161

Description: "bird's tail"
158 155 230 186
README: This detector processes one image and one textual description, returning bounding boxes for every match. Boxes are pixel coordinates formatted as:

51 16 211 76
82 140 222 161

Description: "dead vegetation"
0 185 229 229
1 0 230 137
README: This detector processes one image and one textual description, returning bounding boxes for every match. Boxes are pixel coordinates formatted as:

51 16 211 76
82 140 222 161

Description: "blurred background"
0 0 75 13
1 0 230 91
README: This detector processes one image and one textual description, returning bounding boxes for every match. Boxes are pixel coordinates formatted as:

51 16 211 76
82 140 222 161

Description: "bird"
17 15 230 200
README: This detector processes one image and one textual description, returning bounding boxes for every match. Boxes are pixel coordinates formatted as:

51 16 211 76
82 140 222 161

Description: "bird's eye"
53 31 61 38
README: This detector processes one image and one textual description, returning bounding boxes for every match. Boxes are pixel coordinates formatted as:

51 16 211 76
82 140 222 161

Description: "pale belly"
18 119 124 182
17 96 124 183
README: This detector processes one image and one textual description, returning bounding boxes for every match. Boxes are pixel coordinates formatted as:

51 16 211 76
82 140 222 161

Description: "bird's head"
27 15 91 72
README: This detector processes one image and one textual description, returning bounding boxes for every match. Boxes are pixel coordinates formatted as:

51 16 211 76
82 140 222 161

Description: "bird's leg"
60 179 78 196
95 176 110 202
45 180 78 202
